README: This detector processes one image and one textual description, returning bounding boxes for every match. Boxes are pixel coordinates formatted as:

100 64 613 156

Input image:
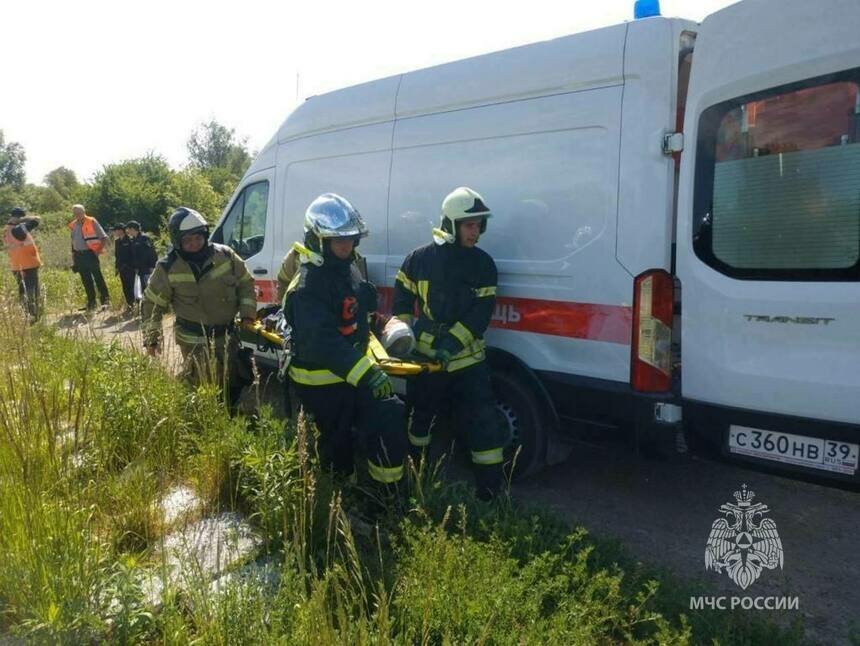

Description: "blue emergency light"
634 0 661 19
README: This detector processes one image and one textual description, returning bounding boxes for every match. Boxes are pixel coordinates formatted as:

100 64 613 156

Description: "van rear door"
675 0 860 480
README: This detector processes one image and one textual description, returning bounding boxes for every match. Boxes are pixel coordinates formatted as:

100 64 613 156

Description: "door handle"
253 268 268 275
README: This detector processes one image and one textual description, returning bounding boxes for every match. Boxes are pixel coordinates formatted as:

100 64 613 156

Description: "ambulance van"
212 0 860 482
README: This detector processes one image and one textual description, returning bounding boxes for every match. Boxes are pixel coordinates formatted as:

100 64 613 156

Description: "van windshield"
693 69 860 281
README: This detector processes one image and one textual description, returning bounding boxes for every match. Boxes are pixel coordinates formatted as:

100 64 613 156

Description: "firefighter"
3 207 42 322
285 193 407 487
141 207 256 411
393 187 506 500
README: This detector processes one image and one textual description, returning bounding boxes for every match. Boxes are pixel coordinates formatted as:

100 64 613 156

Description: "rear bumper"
537 370 680 439
684 399 859 485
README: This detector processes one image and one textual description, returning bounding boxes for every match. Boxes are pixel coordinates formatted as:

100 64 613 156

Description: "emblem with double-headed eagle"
705 484 784 589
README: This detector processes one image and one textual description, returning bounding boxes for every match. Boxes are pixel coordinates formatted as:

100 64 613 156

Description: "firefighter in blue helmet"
284 194 407 487
393 187 507 500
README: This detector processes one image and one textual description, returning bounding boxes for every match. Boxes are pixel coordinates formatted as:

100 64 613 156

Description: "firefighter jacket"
393 241 497 372
285 248 379 388
141 243 256 347
68 215 106 254
278 247 367 305
3 218 41 271
276 246 298 305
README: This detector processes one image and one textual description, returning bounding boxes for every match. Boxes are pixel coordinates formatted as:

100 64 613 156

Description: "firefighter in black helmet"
284 193 407 487
393 187 506 500
141 207 257 411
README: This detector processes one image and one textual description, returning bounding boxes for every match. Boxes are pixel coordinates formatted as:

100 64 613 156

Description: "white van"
212 0 860 483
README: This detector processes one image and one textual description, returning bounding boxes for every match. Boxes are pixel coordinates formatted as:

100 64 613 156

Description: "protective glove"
433 348 453 369
366 367 393 399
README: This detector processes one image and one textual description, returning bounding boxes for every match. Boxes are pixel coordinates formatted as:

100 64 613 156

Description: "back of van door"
675 0 860 483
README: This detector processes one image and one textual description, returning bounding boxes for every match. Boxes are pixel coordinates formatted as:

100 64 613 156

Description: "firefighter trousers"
406 361 506 498
176 330 254 413
292 381 407 485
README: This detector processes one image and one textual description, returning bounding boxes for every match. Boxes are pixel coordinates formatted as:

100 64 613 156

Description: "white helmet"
168 207 209 250
436 186 492 244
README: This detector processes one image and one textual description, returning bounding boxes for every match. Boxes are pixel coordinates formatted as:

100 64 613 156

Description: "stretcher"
241 320 442 377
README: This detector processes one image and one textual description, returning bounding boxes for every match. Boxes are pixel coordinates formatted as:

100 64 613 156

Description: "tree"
0 130 26 189
44 166 79 200
169 169 222 223
187 120 252 177
85 154 175 231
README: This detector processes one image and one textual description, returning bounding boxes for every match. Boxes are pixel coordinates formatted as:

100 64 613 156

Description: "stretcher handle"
241 320 285 348
241 320 442 375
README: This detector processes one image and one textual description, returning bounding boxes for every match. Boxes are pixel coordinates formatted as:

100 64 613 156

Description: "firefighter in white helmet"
393 187 506 500
141 207 257 411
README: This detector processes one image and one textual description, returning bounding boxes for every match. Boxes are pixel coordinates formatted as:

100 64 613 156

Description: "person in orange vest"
3 207 42 322
68 204 109 311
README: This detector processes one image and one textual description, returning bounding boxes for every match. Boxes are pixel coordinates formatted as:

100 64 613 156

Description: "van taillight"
631 270 673 392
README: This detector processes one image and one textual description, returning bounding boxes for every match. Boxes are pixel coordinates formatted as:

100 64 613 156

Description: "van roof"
276 18 686 144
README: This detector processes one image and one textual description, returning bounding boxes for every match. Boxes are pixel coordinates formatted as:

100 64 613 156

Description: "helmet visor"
312 205 368 238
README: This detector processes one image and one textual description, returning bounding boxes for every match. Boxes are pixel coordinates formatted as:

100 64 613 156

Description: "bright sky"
3 0 736 185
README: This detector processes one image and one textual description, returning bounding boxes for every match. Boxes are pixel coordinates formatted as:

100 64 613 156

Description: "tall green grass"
0 257 806 644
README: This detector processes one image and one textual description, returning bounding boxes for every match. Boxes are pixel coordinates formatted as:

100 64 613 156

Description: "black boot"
473 463 504 502
227 385 244 416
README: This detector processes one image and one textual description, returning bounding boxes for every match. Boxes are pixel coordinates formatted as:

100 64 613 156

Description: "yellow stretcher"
241 320 442 377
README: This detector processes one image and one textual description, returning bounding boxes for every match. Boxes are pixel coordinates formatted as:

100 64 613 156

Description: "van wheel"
491 370 547 480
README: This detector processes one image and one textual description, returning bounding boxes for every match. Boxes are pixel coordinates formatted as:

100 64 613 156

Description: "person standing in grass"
284 193 407 489
3 206 42 322
125 220 157 300
140 206 256 412
393 187 505 500
68 204 109 311
111 222 136 313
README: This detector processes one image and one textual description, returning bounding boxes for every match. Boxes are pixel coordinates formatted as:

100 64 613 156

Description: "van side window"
693 70 860 281
215 181 270 260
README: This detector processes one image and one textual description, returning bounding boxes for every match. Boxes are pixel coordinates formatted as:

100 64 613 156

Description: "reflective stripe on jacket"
285 251 379 388
140 243 256 347
393 240 497 372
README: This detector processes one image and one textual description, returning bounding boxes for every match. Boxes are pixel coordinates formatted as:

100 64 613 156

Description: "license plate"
728 425 858 475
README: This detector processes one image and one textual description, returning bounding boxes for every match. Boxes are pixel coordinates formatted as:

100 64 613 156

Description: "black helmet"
125 220 141 231
9 206 26 219
167 207 209 250
111 222 126 231
302 193 368 255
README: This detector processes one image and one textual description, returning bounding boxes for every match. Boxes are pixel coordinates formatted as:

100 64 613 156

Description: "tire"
491 370 547 480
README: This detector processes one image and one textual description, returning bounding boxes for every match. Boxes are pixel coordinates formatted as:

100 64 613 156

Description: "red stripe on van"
376 287 631 345
491 297 631 344
254 279 278 304
261 283 630 345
